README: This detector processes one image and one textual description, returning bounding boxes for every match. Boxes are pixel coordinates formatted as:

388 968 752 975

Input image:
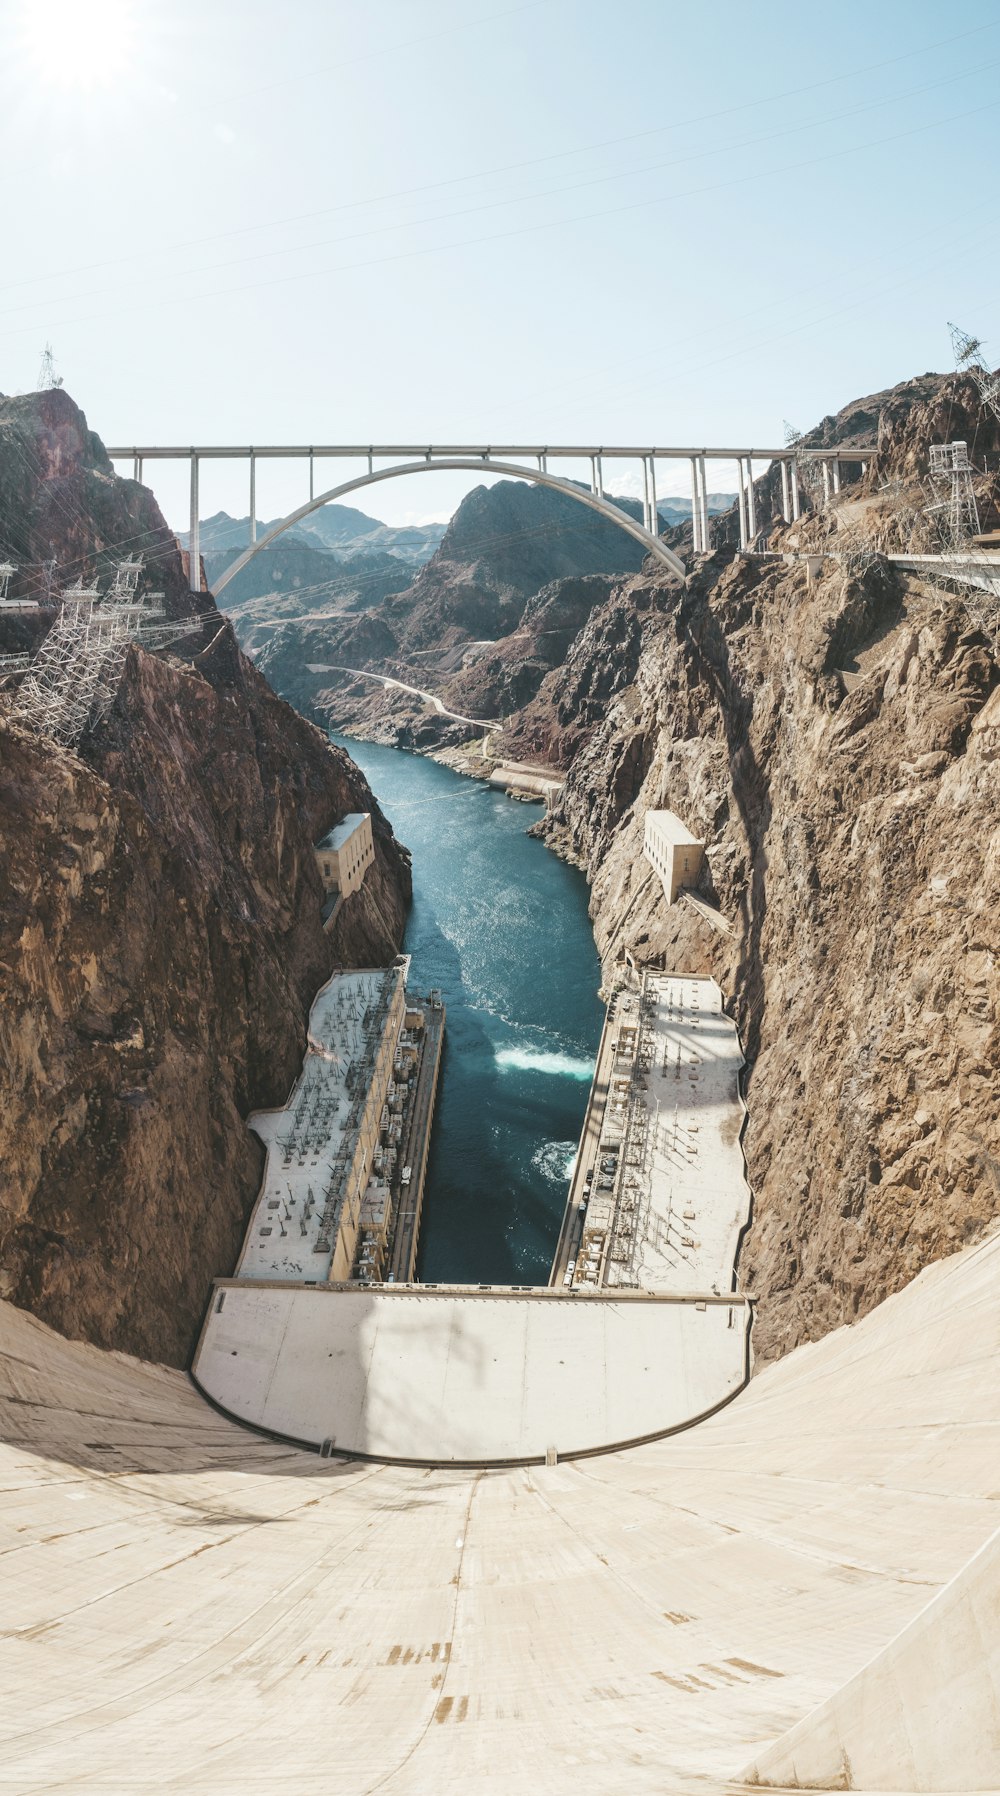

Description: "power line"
1 17 996 305
7 87 999 357
4 49 1000 331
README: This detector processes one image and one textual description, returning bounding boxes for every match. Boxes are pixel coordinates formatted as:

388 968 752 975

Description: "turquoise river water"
334 738 604 1285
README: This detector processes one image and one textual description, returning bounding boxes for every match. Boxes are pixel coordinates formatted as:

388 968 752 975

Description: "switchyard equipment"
3 558 207 748
235 964 417 1287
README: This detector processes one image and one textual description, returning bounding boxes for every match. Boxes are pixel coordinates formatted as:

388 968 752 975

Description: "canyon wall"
217 365 1000 1364
532 373 1000 1359
0 392 410 1365
235 480 654 737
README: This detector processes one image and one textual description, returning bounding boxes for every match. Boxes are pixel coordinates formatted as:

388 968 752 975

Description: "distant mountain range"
185 506 445 570
657 493 736 524
191 490 735 574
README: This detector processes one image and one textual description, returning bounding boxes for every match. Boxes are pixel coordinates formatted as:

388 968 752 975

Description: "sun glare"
18 0 137 91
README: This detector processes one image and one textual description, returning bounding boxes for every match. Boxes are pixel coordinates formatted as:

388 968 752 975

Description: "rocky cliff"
235 479 654 735
533 369 1000 1359
0 391 411 1366
209 536 414 643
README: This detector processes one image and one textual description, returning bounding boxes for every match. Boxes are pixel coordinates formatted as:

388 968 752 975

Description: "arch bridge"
107 440 876 592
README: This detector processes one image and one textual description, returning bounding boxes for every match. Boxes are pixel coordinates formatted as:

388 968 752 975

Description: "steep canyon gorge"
2 369 998 1374
236 368 1000 1362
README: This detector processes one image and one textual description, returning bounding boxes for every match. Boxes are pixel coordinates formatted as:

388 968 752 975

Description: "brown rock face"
0 394 410 1366
0 388 206 623
239 481 650 737
538 541 1000 1360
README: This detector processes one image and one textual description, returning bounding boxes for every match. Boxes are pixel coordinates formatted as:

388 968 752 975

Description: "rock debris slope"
0 391 410 1366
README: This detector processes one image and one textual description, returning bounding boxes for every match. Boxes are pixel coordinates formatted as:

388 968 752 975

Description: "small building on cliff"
315 812 375 899
643 809 704 904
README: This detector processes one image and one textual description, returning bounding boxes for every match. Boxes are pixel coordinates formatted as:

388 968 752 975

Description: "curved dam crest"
194 733 756 1463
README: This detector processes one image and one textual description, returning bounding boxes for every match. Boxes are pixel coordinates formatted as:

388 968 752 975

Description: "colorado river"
333 738 603 1284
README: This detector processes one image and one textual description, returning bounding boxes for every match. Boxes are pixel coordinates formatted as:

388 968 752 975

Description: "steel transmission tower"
926 441 981 548
36 345 63 391
949 322 1000 428
11 558 169 748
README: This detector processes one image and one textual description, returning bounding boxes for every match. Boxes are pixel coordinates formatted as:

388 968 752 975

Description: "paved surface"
2 1226 998 1792
194 1284 751 1461
552 976 750 1295
389 1002 445 1283
306 663 492 729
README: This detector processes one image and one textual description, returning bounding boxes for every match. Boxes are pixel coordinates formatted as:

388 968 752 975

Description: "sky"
2 0 1000 529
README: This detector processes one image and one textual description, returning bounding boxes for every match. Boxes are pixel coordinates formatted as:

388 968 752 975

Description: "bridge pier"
735 460 747 550
697 456 710 551
744 456 757 543
832 458 841 494
249 453 256 546
189 454 200 593
780 459 791 524
790 458 801 521
642 455 658 537
822 461 832 505
689 458 701 551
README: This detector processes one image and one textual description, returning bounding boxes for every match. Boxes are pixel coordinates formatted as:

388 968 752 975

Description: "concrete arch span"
211 456 687 595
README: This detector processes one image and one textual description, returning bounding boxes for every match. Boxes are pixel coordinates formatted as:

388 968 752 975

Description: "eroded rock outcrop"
536 382 1000 1357
238 480 652 738
0 392 410 1365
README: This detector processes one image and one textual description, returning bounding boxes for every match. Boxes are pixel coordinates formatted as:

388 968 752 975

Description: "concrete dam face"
2 1224 998 1794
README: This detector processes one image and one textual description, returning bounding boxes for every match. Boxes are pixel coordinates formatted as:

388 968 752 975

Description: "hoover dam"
3 742 997 1792
3 289 1000 1796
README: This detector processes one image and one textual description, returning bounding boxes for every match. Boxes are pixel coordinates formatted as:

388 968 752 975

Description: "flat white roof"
196 1283 750 1461
604 974 750 1293
237 966 400 1283
317 811 369 852
643 808 703 847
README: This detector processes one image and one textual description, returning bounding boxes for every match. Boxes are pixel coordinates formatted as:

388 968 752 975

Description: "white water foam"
495 1047 594 1081
531 1141 578 1185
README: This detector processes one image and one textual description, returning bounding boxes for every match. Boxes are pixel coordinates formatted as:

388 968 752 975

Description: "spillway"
2 1226 998 1792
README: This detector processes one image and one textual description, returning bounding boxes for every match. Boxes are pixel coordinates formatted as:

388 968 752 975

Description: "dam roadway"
1 1225 998 1792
